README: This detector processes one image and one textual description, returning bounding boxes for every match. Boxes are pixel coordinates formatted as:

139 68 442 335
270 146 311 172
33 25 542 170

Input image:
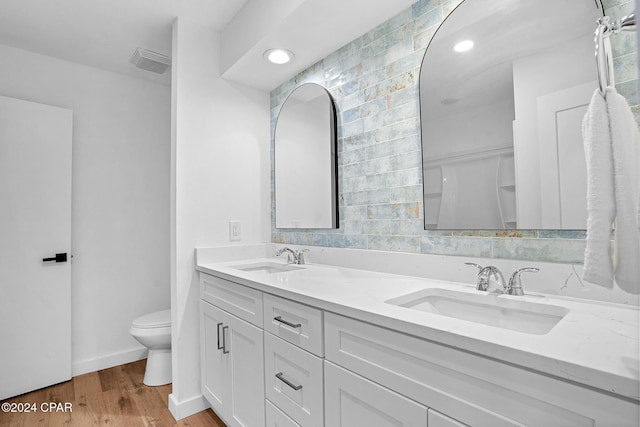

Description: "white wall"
0 44 171 374
170 18 270 419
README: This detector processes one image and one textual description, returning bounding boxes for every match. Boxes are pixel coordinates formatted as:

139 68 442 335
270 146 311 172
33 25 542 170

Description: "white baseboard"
72 346 148 376
168 393 209 421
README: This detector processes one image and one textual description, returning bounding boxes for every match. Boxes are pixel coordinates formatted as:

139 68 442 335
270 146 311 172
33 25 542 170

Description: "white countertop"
196 257 640 401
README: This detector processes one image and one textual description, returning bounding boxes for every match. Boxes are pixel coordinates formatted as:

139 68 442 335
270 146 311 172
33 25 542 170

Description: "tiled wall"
270 0 638 263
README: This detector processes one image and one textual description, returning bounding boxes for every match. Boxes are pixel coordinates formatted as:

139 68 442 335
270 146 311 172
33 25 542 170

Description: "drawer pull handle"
274 316 301 329
222 325 229 354
217 323 224 350
275 372 302 391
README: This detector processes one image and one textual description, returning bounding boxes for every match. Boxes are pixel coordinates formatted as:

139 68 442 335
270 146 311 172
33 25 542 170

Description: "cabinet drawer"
324 360 428 427
429 409 468 427
266 400 301 427
325 313 637 427
263 293 323 356
264 332 323 427
200 273 262 327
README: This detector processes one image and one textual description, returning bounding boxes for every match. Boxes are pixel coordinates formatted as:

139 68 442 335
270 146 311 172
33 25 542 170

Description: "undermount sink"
385 288 569 335
231 261 304 274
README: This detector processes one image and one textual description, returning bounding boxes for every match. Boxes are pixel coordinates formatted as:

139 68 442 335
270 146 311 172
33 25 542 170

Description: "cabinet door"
201 300 265 427
226 308 265 427
324 361 428 427
201 301 230 417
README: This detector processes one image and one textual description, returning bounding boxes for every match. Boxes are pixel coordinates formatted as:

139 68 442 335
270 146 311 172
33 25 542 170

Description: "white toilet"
129 309 172 386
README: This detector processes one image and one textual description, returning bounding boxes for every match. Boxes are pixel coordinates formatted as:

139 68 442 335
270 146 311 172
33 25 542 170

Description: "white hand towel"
582 89 616 288
606 87 640 293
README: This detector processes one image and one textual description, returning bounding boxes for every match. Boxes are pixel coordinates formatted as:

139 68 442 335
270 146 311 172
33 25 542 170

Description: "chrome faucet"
465 263 539 295
465 263 506 292
275 247 308 265
505 268 539 295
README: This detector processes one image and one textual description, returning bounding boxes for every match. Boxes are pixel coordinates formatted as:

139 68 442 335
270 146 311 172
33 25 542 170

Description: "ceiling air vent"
130 48 171 74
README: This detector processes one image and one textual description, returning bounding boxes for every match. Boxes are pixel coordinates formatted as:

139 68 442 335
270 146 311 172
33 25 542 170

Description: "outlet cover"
229 221 241 241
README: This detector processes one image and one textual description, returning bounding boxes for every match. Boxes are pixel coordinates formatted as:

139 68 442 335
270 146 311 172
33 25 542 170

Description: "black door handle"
42 253 67 263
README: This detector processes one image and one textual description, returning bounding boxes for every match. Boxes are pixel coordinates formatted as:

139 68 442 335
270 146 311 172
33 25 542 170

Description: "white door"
537 81 595 229
0 95 72 400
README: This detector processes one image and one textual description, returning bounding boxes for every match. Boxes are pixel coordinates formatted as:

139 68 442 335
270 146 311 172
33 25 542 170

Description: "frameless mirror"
275 83 338 228
420 0 603 229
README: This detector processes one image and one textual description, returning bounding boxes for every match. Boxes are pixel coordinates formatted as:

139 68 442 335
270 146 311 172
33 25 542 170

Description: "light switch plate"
229 220 241 241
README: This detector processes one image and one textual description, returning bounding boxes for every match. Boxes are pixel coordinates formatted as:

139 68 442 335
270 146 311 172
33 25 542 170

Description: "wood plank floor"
0 359 227 427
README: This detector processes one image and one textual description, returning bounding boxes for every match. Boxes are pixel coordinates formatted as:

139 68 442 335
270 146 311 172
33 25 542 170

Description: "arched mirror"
420 0 604 229
275 83 338 228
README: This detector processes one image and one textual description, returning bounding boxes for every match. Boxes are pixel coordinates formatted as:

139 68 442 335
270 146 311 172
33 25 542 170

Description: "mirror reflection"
420 0 603 229
275 83 338 229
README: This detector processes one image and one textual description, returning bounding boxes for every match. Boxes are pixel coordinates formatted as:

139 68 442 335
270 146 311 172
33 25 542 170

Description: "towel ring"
595 14 636 95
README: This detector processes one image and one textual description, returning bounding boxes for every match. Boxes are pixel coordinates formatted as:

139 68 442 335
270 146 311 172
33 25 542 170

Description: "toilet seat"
132 309 170 329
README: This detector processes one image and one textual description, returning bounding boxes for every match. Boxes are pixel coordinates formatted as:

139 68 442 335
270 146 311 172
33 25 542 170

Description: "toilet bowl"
129 309 171 386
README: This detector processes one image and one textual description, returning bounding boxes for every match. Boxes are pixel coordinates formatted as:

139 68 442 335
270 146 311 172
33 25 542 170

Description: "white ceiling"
0 0 416 90
0 0 250 85
220 0 417 90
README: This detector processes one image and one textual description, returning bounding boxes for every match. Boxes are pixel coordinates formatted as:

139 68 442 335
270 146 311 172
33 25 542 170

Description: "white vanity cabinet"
200 274 265 427
198 265 639 427
324 312 639 427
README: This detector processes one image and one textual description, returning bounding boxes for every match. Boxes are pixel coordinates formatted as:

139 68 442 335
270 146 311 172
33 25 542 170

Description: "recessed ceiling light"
453 40 474 53
263 48 295 64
